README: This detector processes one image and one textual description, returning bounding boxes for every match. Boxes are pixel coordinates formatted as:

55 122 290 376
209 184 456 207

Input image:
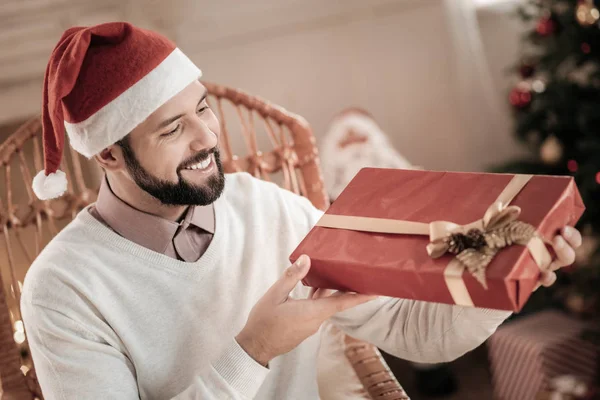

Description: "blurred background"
0 0 525 172
0 0 599 399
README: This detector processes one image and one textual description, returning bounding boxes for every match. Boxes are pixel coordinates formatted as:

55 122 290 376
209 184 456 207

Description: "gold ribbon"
426 201 522 258
315 174 553 307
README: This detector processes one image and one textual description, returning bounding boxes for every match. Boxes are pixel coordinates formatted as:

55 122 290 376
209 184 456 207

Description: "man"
22 22 581 400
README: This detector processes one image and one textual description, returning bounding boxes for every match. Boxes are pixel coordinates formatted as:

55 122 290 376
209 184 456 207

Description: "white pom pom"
32 170 68 200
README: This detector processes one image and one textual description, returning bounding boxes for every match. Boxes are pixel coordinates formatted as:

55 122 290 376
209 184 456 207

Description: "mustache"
178 147 218 171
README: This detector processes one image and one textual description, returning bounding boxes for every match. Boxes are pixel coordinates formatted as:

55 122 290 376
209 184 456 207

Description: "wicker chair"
0 82 408 399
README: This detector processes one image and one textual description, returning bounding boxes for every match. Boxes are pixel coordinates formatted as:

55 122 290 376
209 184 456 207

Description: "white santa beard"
321 115 414 200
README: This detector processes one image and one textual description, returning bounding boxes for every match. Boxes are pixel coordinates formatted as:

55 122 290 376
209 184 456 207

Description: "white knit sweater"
21 172 511 399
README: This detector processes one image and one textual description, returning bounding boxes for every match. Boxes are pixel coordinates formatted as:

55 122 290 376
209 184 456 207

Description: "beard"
118 139 225 206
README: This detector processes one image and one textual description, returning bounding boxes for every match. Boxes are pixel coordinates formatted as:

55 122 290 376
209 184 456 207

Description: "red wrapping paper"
290 168 585 311
488 310 599 400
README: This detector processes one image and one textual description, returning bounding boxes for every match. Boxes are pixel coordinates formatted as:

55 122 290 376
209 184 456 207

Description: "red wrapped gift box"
290 168 585 311
488 310 599 400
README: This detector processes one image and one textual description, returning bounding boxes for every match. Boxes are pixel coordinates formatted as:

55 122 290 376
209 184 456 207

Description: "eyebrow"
156 90 208 131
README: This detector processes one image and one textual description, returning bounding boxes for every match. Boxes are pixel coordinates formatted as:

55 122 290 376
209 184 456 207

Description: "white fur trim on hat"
32 170 68 200
64 48 202 158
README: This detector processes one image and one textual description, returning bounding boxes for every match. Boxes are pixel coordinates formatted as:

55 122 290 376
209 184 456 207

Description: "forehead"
131 80 206 136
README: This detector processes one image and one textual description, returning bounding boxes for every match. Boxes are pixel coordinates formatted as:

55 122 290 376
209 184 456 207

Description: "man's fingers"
562 226 582 249
561 226 583 249
315 293 378 317
309 288 336 299
315 290 358 299
539 270 557 287
550 236 576 271
268 255 311 303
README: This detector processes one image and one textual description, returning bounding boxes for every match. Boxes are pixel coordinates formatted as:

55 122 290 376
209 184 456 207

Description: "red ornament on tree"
582 42 592 54
509 85 532 109
536 15 558 36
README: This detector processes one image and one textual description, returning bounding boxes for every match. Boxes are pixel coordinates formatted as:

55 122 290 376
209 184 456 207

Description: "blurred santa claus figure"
320 107 414 201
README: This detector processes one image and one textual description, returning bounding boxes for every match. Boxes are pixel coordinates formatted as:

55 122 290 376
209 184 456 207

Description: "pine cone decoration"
447 229 487 254
441 216 539 290
447 233 470 254
456 247 498 289
466 229 486 250
485 221 536 249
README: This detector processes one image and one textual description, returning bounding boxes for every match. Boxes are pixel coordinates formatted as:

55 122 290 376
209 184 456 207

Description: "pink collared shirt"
88 177 214 262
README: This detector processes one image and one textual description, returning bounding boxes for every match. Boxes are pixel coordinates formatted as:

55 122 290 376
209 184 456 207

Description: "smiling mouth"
183 155 213 171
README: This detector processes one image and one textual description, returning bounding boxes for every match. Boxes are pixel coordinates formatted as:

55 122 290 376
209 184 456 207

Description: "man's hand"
539 226 583 287
235 255 376 366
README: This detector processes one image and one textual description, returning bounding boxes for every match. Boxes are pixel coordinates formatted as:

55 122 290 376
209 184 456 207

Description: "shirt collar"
94 177 215 254
189 200 215 233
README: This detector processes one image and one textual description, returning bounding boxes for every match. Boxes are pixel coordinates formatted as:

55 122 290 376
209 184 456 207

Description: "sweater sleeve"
21 302 269 400
330 297 511 363
284 190 512 364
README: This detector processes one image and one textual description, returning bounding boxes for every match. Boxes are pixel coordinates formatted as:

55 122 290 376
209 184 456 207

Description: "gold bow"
426 201 537 289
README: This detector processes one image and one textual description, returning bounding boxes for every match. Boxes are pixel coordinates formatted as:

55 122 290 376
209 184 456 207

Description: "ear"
94 144 125 171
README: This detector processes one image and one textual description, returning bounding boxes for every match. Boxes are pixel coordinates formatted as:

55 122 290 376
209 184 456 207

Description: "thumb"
268 255 311 303
316 293 379 319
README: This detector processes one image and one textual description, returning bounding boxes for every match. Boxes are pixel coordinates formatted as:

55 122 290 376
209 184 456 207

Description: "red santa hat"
32 22 202 200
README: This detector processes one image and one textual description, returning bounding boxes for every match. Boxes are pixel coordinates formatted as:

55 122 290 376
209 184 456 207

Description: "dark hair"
115 135 137 171
116 134 131 151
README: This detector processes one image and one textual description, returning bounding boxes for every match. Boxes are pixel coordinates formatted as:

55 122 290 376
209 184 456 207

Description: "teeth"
185 156 211 170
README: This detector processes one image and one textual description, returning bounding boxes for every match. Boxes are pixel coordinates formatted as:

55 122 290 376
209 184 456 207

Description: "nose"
189 118 218 152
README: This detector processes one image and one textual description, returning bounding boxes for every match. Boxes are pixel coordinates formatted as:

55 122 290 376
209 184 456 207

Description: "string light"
14 320 23 332
13 319 25 344
567 160 578 172
13 331 25 344
532 80 546 93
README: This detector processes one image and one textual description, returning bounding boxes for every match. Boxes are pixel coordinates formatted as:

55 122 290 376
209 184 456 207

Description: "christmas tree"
495 0 600 327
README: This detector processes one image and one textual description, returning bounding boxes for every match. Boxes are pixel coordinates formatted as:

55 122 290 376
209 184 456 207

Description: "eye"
161 124 181 137
197 105 209 114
